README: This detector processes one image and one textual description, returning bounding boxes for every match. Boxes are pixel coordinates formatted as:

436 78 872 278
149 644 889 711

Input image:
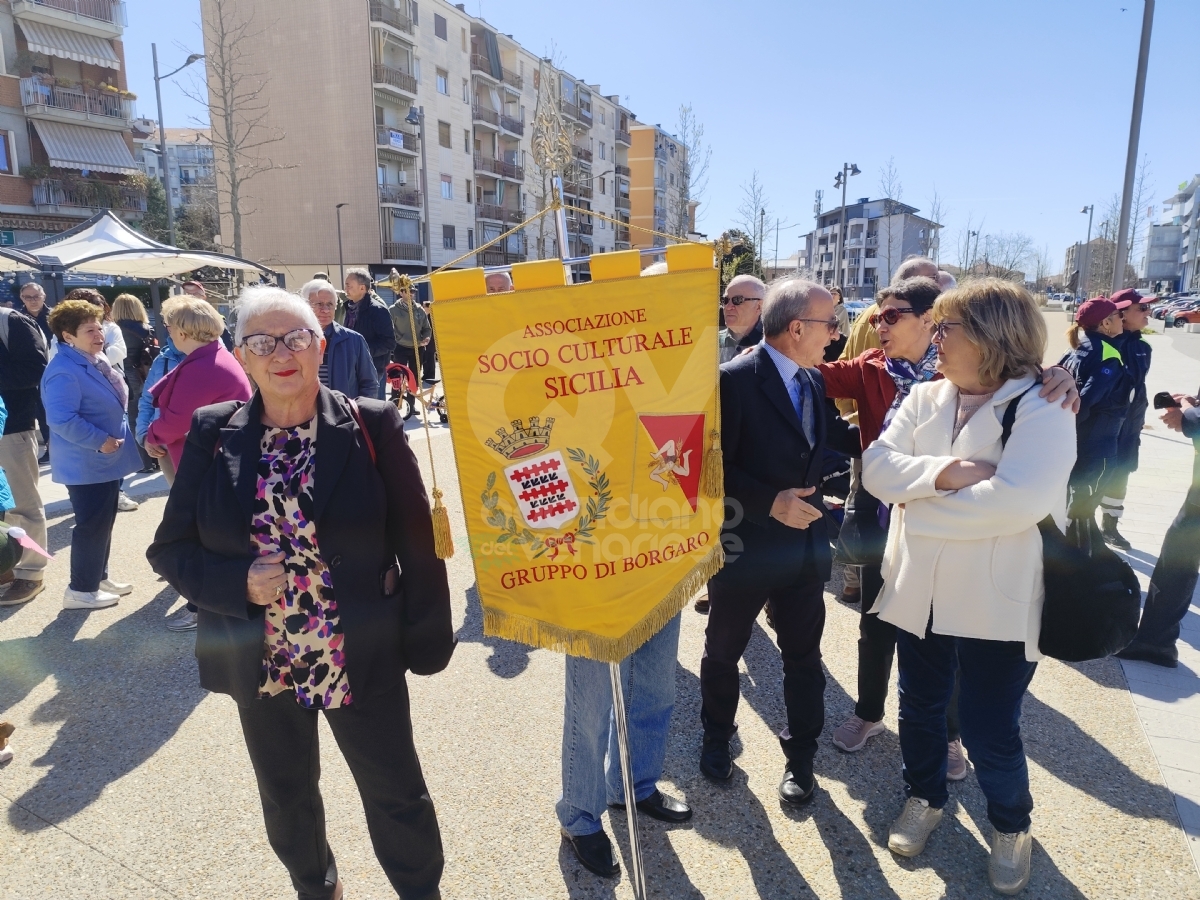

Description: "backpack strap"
347 397 377 466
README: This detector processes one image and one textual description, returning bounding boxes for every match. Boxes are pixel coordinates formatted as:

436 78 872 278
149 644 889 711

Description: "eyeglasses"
720 295 760 307
1129 304 1151 312
868 307 916 327
933 321 964 340
240 328 317 357
797 317 841 333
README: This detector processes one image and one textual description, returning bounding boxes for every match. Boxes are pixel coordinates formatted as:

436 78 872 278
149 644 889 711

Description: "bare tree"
979 231 1033 281
187 0 291 260
736 171 770 269
926 188 947 265
668 103 711 238
878 157 903 283
1126 153 1153 286
527 55 578 260
1031 243 1053 291
954 211 980 275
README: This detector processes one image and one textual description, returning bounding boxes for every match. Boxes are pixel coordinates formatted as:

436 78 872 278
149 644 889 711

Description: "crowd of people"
0 255 1196 898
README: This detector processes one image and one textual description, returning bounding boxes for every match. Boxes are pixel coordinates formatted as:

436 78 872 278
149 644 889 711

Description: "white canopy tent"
18 211 276 279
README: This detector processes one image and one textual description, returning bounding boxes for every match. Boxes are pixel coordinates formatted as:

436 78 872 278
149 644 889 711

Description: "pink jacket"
146 340 252 468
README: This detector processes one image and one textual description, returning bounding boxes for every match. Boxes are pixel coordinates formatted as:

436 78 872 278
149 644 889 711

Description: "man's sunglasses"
868 307 916 327
720 295 760 307
1126 304 1151 312
240 328 317 357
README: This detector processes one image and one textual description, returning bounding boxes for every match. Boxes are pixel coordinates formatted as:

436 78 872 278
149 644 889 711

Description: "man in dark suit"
700 277 855 805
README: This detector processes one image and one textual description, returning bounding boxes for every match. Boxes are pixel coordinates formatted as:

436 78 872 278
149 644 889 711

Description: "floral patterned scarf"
882 342 939 433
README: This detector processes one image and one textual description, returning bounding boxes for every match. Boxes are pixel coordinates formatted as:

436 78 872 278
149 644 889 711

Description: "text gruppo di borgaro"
475 307 696 399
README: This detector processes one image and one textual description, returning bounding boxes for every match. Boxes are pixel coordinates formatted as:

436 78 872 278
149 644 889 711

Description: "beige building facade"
628 122 688 250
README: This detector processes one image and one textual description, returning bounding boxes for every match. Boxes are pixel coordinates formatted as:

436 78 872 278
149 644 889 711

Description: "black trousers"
854 564 961 741
1134 486 1200 652
701 563 826 771
65 479 119 592
237 687 443 900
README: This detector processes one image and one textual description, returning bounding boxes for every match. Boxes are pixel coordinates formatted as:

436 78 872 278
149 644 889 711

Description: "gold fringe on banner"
482 542 725 663
699 429 723 499
430 488 454 560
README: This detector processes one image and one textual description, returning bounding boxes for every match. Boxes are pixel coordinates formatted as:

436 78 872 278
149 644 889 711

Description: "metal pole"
1083 206 1095 297
417 107 432 274
152 43 176 247
551 174 570 277
609 661 647 900
837 166 849 290
1113 0 1154 294
336 203 347 286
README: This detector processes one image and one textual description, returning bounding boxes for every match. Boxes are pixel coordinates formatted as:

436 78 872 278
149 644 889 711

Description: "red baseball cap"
1109 287 1143 310
1075 297 1119 329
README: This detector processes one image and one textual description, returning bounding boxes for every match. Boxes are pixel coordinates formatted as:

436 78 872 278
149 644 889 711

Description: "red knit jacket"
818 348 942 451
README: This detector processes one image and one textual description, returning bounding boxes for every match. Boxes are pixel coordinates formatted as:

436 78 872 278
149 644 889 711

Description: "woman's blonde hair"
111 293 148 324
163 295 225 343
1066 322 1084 350
933 277 1045 386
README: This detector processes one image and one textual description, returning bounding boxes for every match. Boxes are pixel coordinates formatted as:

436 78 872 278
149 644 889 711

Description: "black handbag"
1000 393 1141 661
833 485 887 568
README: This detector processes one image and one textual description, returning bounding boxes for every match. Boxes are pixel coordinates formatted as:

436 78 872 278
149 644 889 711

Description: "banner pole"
609 660 647 900
552 170 646 897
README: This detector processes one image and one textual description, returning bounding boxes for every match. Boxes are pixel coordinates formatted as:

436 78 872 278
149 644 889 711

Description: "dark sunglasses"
720 295 760 307
1126 304 1151 312
240 328 317 357
868 307 916 327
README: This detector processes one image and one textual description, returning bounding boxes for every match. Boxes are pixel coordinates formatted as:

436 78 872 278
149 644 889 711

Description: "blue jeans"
556 613 681 837
897 625 1037 834
65 480 120 592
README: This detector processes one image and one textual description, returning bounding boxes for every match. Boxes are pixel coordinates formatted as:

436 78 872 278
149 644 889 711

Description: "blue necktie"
794 370 815 446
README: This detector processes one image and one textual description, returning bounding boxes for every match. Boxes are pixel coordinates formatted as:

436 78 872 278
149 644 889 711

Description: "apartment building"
628 122 688 250
0 0 142 247
200 0 678 285
800 197 940 298
1141 221 1183 292
135 126 213 210
1063 237 1114 298
1157 176 1200 293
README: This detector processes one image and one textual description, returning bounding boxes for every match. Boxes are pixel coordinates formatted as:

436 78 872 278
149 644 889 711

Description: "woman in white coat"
862 278 1076 896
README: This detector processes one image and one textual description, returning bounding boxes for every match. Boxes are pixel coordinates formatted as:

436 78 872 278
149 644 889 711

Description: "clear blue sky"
124 0 1200 274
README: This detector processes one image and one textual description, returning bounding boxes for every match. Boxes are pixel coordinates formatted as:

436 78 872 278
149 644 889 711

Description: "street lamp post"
152 44 204 247
833 163 860 292
1080 205 1095 299
335 203 348 285
405 105 433 274
968 230 980 272
1112 0 1155 293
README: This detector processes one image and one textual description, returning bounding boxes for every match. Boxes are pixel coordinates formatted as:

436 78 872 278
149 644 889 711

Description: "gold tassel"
430 488 454 559
700 429 723 498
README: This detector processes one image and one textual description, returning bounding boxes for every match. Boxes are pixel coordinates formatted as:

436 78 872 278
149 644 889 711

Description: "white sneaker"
887 796 944 858
117 492 139 512
988 827 1033 895
63 587 120 610
99 579 133 596
0 745 12 764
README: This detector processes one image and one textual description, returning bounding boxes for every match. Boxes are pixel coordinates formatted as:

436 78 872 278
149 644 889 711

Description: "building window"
434 13 447 39
599 110 605 125
436 68 448 94
464 129 470 152
0 133 14 174
462 78 468 102
599 142 606 160
465 178 471 199
443 224 456 249
440 174 453 199
599 176 606 195
410 1 418 24
468 228 475 250
437 120 451 148
461 27 467 51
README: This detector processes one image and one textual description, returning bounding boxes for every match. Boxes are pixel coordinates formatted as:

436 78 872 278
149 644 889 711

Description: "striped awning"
32 120 138 175
18 21 120 70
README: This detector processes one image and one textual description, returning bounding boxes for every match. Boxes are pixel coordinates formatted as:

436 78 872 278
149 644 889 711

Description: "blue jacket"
1060 331 1133 464
1113 329 1152 466
323 322 379 398
136 341 186 444
41 343 141 485
0 397 13 511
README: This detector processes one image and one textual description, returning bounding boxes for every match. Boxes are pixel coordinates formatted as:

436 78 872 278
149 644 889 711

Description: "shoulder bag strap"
999 383 1042 448
347 397 377 465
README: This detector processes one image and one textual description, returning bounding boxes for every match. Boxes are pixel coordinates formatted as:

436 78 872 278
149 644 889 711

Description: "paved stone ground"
2 317 1199 899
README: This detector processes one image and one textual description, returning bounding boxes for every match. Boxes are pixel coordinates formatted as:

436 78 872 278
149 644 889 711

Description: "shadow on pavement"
1 585 207 832
456 582 532 678
556 839 618 900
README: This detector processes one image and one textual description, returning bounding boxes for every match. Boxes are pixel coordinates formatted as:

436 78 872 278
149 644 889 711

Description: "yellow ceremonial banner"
431 252 724 662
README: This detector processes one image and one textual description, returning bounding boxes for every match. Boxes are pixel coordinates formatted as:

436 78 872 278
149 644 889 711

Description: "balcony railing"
373 63 417 95
473 154 524 181
615 128 632 146
379 184 420 206
376 125 418 151
615 196 630 211
560 99 585 122
654 146 667 161
501 68 523 90
865 236 879 247
500 114 524 136
616 227 631 243
33 177 145 212
563 181 592 199
369 0 414 33
654 176 667 191
573 146 593 163
14 0 125 27
20 77 133 123
479 249 526 266
383 241 424 261
470 54 494 77
476 203 523 224
614 164 631 177
471 104 499 127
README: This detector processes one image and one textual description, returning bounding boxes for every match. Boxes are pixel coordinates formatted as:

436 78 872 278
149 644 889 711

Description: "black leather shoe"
700 738 733 781
1117 641 1179 668
779 764 816 806
611 789 693 823
561 828 620 878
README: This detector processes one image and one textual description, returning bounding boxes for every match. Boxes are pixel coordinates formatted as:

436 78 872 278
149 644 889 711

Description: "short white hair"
936 270 957 291
233 286 321 345
19 282 44 298
299 279 339 302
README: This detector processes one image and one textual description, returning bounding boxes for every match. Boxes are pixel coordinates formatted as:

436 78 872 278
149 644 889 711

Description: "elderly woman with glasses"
861 278 1076 895
147 286 453 900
